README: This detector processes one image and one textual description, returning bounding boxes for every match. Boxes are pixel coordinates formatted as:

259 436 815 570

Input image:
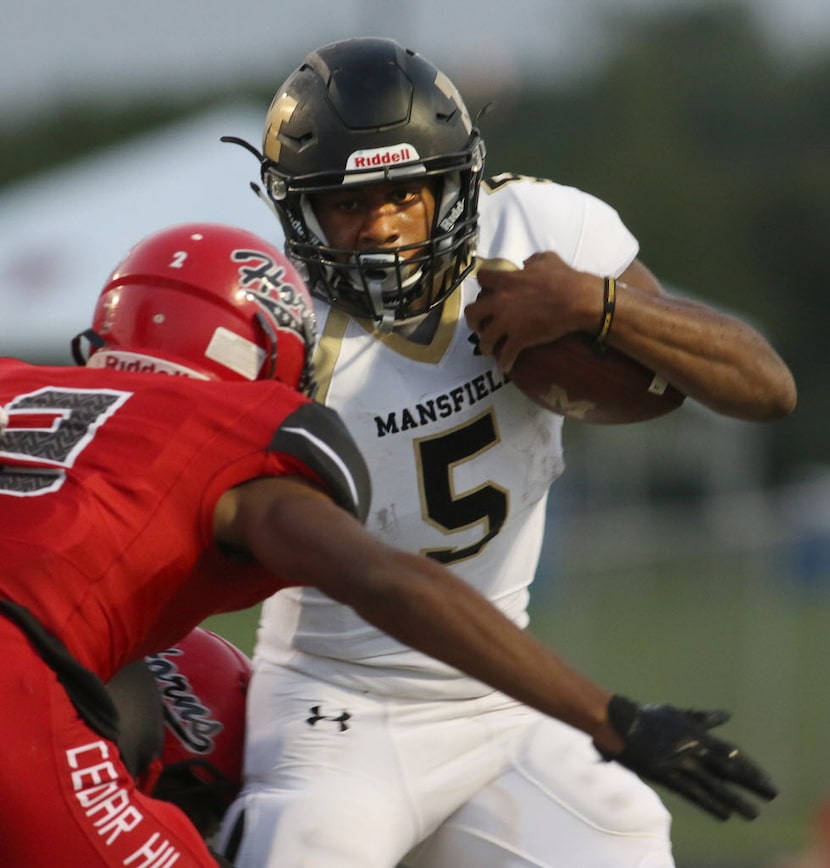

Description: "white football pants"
215 661 674 868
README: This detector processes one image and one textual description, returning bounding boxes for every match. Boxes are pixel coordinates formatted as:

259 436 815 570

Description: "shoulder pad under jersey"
270 402 371 523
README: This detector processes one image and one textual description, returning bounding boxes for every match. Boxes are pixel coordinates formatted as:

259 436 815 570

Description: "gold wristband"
597 276 616 343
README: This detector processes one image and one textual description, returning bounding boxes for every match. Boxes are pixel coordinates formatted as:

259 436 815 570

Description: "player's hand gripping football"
597 695 778 821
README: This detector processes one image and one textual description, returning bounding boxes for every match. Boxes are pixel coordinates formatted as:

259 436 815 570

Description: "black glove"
598 694 778 821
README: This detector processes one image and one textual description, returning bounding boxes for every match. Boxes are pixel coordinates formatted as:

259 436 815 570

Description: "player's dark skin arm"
214 475 778 821
213 474 622 755
468 252 797 421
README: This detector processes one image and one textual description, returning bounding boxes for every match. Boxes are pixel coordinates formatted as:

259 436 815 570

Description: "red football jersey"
0 359 369 679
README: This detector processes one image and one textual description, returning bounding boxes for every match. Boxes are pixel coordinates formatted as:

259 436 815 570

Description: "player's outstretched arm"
215 475 778 821
216 475 614 738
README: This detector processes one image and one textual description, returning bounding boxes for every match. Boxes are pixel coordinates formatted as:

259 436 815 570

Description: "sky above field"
3 0 829 121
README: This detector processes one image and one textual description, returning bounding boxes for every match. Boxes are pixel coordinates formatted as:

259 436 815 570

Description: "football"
508 332 685 424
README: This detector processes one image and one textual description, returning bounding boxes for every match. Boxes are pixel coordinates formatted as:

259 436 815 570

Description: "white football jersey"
255 174 638 699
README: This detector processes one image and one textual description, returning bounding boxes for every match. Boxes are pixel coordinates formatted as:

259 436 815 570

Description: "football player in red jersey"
1 222 775 867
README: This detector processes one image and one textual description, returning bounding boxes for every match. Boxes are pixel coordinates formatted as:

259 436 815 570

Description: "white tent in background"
0 105 281 362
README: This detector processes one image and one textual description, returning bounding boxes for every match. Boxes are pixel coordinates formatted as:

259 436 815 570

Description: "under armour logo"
306 705 352 732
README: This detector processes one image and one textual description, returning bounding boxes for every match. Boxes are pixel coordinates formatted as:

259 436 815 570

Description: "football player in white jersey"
216 37 796 868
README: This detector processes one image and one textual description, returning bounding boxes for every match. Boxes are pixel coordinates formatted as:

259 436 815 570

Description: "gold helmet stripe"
263 93 299 162
433 71 472 134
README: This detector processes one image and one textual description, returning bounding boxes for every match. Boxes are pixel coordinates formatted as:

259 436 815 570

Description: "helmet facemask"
263 137 484 331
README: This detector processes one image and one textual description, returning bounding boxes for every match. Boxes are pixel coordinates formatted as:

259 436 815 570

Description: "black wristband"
596 276 617 343
606 694 640 737
596 694 640 761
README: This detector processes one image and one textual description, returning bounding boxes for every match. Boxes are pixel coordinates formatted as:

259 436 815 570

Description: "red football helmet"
73 222 317 394
143 627 252 831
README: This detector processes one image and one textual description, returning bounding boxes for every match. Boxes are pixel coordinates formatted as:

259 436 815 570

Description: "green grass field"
529 554 827 867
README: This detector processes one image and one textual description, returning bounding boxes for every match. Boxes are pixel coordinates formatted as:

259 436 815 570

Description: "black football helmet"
226 37 485 329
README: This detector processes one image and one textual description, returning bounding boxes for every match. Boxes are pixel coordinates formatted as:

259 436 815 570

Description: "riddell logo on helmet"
346 144 420 171
87 351 208 379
